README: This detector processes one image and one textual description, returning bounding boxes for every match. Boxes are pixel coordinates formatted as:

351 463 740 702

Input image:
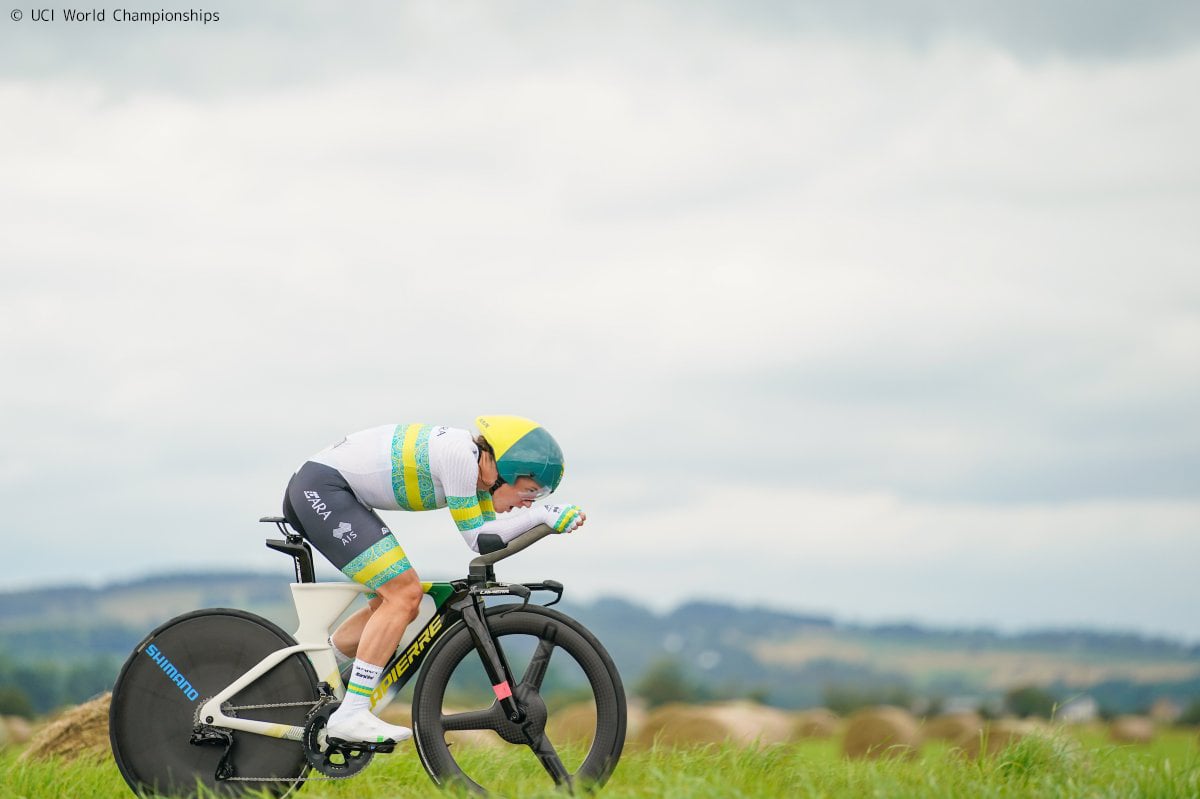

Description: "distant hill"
1 571 1197 715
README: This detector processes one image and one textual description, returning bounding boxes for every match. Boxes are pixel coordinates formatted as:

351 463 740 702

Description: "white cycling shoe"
325 707 412 747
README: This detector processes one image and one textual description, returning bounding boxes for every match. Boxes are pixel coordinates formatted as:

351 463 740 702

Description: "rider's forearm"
457 507 542 552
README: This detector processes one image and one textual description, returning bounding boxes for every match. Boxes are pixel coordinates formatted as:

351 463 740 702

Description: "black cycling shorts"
283 461 413 590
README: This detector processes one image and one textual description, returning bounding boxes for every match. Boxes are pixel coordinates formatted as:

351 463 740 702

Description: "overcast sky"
2 2 1198 641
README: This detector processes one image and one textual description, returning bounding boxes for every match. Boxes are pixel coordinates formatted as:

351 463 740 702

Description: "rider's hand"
540 503 585 534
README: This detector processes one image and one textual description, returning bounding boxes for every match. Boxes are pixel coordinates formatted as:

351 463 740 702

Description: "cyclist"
281 415 585 746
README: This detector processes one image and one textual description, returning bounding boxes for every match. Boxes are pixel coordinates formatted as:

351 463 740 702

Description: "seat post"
260 516 316 583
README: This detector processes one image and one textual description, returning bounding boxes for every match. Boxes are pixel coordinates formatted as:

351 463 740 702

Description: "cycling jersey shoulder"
309 425 395 471
309 424 482 513
308 425 396 508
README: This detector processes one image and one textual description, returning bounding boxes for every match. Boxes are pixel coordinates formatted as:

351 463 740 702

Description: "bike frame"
196 580 461 741
196 523 559 742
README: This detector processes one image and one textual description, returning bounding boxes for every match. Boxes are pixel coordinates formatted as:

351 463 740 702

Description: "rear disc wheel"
109 608 319 798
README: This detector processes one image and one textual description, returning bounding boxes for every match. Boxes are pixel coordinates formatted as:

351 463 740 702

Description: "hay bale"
384 699 645 751
792 708 840 740
923 711 984 742
842 706 920 759
2 716 34 746
1071 720 1108 739
19 694 112 763
704 701 794 746
956 718 1044 758
626 698 648 742
545 700 645 744
546 702 599 747
388 700 643 748
381 704 505 749
444 724 508 749
377 704 413 727
633 703 735 748
1109 715 1155 744
1148 698 1181 724
633 701 793 749
543 699 649 749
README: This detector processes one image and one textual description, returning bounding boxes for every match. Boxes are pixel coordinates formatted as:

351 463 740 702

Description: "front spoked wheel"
412 604 625 795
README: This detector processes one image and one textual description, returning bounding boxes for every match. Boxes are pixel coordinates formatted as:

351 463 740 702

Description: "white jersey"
307 424 544 551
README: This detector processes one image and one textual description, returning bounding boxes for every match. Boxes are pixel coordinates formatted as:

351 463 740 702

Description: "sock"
340 659 384 713
328 635 353 665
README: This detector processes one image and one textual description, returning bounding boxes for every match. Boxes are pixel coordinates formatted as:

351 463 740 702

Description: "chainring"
302 702 375 778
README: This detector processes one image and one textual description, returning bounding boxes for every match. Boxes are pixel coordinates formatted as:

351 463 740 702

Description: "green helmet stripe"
497 426 565 492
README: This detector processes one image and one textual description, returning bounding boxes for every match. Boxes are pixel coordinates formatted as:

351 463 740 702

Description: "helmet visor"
515 482 553 501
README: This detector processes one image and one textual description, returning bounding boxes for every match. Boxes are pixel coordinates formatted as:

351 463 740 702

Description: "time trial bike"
108 519 626 797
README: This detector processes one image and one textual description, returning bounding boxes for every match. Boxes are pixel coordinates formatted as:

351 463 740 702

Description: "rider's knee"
374 572 423 622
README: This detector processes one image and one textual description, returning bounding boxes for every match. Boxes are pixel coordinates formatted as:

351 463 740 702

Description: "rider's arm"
439 442 545 552
454 504 547 552
448 501 585 550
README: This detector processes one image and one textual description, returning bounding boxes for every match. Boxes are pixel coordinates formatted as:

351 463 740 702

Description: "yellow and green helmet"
476 415 565 494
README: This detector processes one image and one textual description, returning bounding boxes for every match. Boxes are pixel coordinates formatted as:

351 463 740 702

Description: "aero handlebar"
468 523 555 571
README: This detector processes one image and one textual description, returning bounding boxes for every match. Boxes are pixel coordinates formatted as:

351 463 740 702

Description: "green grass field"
2 729 1198 798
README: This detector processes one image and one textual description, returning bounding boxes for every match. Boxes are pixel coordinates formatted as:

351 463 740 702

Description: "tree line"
0 652 120 717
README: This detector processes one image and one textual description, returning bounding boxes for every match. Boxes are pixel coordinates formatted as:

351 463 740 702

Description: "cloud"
708 0 1200 59
582 485 1200 642
4 1 1200 97
1 4 1198 642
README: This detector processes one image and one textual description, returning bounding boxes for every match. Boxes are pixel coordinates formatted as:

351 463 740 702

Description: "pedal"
303 703 382 777
327 736 397 754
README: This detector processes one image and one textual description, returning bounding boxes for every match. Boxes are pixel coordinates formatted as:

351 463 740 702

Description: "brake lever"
473 581 562 612
522 580 564 608
509 583 532 609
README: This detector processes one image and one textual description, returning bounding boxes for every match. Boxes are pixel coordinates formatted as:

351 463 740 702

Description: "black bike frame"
368 581 470 712
369 580 563 723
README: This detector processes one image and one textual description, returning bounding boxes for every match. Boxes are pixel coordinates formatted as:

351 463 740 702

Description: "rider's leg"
330 597 382 659
284 462 420 744
326 570 423 744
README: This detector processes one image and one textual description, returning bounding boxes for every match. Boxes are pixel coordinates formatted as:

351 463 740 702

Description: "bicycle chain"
221 774 356 783
211 699 379 783
223 700 318 711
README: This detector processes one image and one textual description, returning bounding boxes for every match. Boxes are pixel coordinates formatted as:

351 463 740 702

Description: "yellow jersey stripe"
401 424 425 510
476 492 496 521
351 545 409 586
449 506 482 523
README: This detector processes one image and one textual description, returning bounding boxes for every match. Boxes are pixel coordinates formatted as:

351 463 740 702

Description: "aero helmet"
476 415 565 494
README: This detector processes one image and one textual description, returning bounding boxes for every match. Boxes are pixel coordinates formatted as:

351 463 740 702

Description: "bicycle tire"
411 604 625 795
109 608 319 798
